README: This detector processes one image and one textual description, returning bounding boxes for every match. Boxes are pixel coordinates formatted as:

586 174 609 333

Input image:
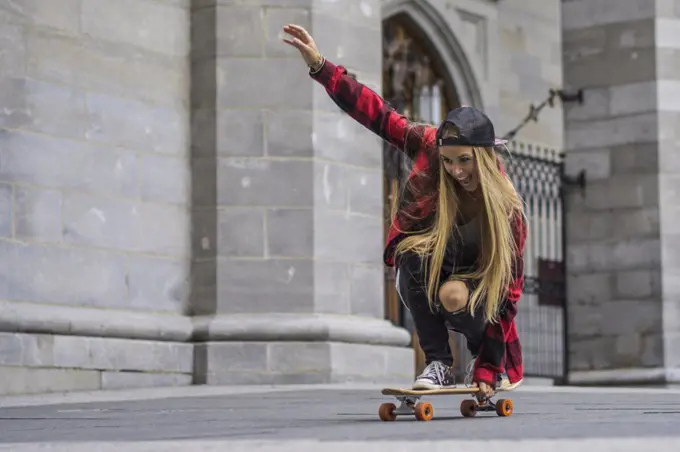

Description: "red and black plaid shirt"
310 60 526 386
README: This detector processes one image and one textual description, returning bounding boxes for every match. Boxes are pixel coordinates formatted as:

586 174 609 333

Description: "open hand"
282 24 323 71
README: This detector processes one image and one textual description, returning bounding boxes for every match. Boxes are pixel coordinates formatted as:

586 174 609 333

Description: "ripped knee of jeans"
438 279 469 313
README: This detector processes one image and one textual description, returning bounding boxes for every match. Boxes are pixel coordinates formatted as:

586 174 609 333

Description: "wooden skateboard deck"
378 386 513 421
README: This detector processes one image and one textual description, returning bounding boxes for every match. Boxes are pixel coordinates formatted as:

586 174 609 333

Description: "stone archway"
382 0 485 110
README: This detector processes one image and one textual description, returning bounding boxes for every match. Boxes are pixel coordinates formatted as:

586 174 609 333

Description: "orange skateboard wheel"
379 403 397 421
414 402 434 421
460 399 477 417
495 398 513 417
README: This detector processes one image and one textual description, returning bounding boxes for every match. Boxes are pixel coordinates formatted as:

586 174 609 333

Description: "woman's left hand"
473 381 495 398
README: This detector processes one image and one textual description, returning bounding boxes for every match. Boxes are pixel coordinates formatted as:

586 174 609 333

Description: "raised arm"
282 24 431 159
310 59 429 158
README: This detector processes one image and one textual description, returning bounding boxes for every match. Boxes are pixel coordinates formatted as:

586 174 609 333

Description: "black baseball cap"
435 106 507 148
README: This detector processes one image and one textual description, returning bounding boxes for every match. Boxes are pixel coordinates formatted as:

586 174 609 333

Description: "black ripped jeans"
395 248 487 367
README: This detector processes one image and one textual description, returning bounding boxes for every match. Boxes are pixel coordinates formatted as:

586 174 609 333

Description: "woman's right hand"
282 24 324 71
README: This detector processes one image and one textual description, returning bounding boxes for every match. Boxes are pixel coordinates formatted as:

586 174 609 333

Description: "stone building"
0 0 677 394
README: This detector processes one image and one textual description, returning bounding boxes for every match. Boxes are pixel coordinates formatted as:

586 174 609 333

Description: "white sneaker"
464 359 523 391
497 373 523 391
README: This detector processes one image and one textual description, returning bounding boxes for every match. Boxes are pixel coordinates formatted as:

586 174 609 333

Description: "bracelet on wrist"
309 54 324 73
307 54 324 72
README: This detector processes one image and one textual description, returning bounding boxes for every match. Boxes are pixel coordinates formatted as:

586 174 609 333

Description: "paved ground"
0 384 679 450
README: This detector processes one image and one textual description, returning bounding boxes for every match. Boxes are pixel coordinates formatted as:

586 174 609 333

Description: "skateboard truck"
380 395 434 421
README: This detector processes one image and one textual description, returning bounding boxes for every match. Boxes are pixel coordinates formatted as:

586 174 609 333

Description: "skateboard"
378 387 513 421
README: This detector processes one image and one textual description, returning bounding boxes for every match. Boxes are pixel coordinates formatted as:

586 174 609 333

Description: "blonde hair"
394 126 525 324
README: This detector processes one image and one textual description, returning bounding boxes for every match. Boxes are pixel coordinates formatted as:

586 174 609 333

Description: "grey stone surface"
216 58 313 110
126 255 190 313
191 314 411 345
212 4 265 58
81 0 189 57
187 0 411 390
0 0 80 34
563 0 680 383
349 264 384 318
498 0 564 146
266 208 313 257
610 143 659 174
0 184 11 238
5 0 649 395
62 192 189 257
563 148 610 181
265 110 314 158
312 112 383 169
311 13 381 74
2 386 680 444
0 240 129 307
203 109 265 157
216 208 265 257
0 22 25 77
85 92 188 155
582 175 658 210
312 162 349 210
0 301 193 341
659 139 680 173
615 270 661 299
0 0 416 395
214 259 315 313
562 0 656 31
314 210 384 263
565 113 658 150
13 186 63 242
0 245 190 314
216 159 314 207
564 46 655 89
138 154 191 205
100 372 193 390
657 48 680 79
566 239 661 273
312 261 351 314
195 341 412 385
0 77 86 138
190 157 217 207
0 333 193 373
347 168 383 217
0 366 100 396
0 130 139 198
25 30 187 107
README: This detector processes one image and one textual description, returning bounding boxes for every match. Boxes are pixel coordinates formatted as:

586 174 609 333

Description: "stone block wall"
562 0 680 384
0 0 414 395
13 0 670 394
190 0 412 386
656 2 680 376
497 0 564 148
0 0 194 394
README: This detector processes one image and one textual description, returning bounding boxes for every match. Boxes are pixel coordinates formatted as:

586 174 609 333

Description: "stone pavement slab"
0 384 679 450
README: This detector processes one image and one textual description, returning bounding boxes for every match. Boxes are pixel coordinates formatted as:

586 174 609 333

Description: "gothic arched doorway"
381 12 462 377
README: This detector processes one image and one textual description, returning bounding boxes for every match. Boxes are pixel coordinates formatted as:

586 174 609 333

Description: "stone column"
0 0 194 394
190 0 413 384
562 0 680 385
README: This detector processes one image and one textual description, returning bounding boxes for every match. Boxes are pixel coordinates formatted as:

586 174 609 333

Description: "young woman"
282 24 527 398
